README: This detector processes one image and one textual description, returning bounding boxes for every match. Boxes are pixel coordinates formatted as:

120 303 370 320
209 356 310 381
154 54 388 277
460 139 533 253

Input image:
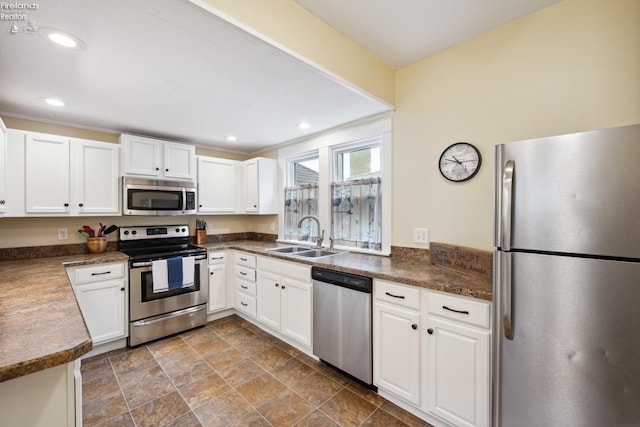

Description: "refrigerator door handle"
502 160 515 251
503 251 514 340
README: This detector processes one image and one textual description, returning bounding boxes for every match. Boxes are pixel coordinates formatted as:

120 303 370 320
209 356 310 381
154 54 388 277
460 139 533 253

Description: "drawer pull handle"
120 287 125 291
240 257 248 261
211 257 224 260
240 272 247 276
443 305 469 315
241 285 248 289
385 291 405 299
91 271 111 276
240 302 248 307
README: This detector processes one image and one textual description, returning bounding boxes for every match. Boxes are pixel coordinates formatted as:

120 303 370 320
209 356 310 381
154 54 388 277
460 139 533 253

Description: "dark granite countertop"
200 241 493 301
0 240 491 383
0 251 128 382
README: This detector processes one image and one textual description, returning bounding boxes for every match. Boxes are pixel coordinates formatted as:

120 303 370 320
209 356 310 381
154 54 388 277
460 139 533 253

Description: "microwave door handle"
182 188 186 211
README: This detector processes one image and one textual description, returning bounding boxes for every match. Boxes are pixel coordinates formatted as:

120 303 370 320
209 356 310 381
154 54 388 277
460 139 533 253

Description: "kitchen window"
331 140 383 251
278 117 391 254
283 154 319 242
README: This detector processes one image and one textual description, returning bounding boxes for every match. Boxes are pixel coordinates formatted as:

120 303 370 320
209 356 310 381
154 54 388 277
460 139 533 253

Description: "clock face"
438 143 482 182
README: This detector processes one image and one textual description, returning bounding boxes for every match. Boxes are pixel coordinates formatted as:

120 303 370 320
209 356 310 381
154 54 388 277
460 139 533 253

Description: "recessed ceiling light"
298 122 311 130
38 27 86 50
226 135 237 142
42 97 66 107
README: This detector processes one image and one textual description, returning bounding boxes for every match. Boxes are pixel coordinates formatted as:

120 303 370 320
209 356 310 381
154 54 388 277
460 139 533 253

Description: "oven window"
128 189 183 211
140 264 201 302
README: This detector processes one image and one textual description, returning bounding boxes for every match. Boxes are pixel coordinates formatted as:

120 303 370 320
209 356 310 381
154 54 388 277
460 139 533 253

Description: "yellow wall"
393 0 640 250
193 0 395 106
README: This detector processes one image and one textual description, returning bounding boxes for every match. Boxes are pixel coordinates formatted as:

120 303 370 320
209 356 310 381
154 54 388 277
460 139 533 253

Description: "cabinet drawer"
234 290 256 318
236 265 256 282
258 257 311 283
234 252 256 268
73 262 125 284
374 279 420 310
208 251 225 265
427 291 490 329
235 280 256 297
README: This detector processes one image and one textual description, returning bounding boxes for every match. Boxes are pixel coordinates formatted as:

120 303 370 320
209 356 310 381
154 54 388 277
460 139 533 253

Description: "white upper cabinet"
120 134 195 180
12 130 120 216
71 138 120 215
242 157 277 214
197 156 237 213
25 132 71 214
0 118 7 215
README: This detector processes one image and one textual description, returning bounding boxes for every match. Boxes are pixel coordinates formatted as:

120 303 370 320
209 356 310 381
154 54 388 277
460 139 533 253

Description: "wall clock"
438 142 482 182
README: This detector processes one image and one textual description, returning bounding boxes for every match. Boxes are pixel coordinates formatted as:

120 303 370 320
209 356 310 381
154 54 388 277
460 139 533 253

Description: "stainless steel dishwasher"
312 266 374 386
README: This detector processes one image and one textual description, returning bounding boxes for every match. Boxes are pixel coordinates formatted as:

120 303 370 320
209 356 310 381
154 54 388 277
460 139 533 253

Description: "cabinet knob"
63 203 69 207
275 283 279 287
427 328 434 335
210 271 214 275
166 168 169 172
411 324 418 330
199 204 203 208
78 203 84 207
120 287 125 291
0 200 5 205
253 205 257 208
155 167 160 171
281 285 286 290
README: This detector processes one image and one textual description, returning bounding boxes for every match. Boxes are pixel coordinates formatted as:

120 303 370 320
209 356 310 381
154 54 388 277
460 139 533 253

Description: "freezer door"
494 251 640 427
495 124 640 258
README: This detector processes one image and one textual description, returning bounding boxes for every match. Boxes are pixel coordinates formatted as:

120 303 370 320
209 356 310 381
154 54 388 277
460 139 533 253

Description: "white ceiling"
294 0 561 68
0 0 560 153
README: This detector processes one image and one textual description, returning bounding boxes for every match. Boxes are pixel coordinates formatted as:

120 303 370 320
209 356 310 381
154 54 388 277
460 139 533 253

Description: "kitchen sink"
293 249 340 258
267 246 312 254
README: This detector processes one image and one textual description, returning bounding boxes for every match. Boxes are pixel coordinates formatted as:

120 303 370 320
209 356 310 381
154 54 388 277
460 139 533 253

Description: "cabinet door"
25 133 70 214
208 264 227 313
72 139 119 214
73 279 127 344
122 135 161 177
164 142 195 180
281 278 312 347
244 159 259 212
373 301 421 405
425 316 490 427
256 270 281 330
0 119 7 214
198 157 236 213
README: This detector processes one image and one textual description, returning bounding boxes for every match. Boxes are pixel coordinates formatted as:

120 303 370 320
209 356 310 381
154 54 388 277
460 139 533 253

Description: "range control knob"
124 231 129 235
131 230 137 235
181 228 186 232
176 228 180 233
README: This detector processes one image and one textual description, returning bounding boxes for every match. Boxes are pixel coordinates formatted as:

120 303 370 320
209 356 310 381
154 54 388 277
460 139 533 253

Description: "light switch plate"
413 228 429 244
206 223 214 233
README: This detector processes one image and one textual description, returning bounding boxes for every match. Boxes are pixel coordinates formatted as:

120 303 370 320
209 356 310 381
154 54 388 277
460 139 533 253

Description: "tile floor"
81 315 433 427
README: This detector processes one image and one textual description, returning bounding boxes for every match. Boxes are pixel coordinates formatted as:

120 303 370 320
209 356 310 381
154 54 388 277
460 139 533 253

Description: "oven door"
129 256 208 321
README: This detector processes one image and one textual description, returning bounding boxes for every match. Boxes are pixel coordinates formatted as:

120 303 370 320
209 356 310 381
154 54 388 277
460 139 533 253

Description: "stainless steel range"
118 225 208 346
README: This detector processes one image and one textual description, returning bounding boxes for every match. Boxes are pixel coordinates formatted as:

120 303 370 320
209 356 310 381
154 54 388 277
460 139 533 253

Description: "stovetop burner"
118 224 207 262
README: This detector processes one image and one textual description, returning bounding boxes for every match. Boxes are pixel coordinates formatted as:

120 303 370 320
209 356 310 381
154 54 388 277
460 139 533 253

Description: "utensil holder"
87 237 107 254
195 229 207 244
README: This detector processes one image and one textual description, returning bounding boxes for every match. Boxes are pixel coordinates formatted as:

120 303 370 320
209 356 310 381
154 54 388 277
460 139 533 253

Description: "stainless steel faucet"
297 215 324 248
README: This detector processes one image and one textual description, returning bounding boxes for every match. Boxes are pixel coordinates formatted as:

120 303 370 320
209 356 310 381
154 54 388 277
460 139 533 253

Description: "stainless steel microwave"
122 177 197 216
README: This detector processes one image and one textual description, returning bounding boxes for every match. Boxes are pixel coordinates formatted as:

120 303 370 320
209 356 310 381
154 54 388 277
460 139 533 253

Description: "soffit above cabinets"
0 0 392 153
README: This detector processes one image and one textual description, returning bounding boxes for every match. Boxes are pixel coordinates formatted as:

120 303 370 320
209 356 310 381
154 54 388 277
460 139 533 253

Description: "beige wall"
393 0 640 250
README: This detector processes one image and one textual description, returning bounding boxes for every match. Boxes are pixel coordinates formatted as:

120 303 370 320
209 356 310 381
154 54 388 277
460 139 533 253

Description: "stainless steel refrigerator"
493 124 640 427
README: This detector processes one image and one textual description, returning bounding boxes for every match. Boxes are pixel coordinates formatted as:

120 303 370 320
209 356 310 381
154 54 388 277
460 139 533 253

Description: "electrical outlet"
413 228 429 244
206 223 214 233
270 222 275 232
57 228 69 241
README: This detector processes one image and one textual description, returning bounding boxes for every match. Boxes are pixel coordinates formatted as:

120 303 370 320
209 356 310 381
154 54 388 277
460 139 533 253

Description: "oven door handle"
131 305 206 327
131 255 207 268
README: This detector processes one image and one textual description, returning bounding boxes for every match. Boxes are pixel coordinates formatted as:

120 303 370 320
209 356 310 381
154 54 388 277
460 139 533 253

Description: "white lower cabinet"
423 290 491 427
66 262 128 346
373 279 491 427
207 251 227 314
233 252 257 318
256 257 312 347
373 280 421 405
